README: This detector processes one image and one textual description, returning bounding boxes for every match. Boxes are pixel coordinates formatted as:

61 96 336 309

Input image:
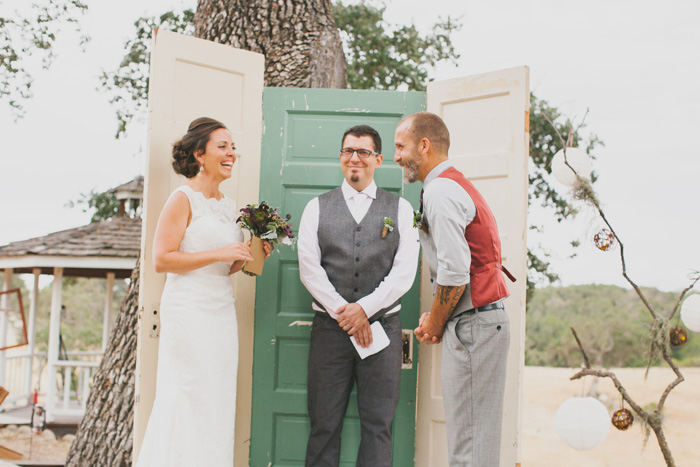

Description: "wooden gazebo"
0 177 142 421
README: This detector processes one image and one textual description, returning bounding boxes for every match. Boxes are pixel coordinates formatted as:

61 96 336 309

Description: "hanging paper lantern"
555 396 610 450
669 326 688 346
593 228 616 251
611 408 634 431
551 147 592 187
680 294 700 332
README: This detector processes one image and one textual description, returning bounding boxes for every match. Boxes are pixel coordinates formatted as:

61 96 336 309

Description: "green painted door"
250 87 425 466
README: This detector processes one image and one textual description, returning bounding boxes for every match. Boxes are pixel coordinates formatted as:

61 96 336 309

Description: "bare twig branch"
570 367 676 466
572 108 590 137
594 207 657 318
570 368 646 421
658 348 684 413
668 273 700 321
548 112 694 467
570 327 591 369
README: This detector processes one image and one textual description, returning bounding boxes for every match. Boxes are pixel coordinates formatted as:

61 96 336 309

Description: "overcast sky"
1 0 698 292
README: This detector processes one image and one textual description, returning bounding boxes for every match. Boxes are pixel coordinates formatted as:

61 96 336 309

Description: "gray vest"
315 187 401 321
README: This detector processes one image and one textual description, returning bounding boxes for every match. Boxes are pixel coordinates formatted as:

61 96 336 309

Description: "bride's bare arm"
153 192 253 274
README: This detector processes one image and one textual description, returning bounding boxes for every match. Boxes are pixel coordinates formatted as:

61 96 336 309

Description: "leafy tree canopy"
99 10 195 138
66 188 120 222
334 1 460 91
525 284 697 368
0 0 87 118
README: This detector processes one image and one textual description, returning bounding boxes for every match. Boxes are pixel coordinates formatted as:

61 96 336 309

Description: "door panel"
416 67 529 467
250 87 424 466
136 30 264 465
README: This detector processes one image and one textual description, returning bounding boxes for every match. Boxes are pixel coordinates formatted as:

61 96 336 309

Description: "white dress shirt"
419 160 476 307
298 179 420 320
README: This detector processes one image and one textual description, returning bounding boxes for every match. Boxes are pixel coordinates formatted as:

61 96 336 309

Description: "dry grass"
523 366 700 466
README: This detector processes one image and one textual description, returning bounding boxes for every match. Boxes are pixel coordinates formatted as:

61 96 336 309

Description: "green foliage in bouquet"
237 202 294 246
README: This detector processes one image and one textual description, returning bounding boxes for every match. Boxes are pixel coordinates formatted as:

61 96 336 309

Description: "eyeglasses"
340 148 379 159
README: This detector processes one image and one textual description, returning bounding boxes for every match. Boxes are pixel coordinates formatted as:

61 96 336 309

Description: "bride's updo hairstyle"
172 117 227 178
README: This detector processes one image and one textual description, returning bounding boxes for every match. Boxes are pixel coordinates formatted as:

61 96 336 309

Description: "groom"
297 124 419 466
394 112 515 466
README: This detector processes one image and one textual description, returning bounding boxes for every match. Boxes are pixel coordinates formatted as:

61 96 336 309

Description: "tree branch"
668 272 700 321
570 327 591 369
552 111 696 466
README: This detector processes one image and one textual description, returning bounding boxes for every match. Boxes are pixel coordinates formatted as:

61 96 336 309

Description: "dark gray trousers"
305 312 402 467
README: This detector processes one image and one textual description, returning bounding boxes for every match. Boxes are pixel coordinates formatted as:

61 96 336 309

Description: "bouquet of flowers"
237 201 294 275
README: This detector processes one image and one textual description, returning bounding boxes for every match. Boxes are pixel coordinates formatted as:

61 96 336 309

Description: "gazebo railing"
1 350 103 415
52 354 101 415
1 351 47 408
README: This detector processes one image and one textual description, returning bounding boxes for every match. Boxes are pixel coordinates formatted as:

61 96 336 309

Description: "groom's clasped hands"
336 303 373 348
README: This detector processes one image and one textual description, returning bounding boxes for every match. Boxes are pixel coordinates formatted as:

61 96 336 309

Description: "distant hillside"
526 284 700 367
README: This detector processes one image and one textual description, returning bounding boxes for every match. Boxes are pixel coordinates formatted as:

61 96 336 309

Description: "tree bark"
67 2 347 465
194 0 347 88
66 261 140 467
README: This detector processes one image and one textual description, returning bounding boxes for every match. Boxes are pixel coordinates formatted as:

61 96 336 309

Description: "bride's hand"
263 240 274 259
219 242 254 263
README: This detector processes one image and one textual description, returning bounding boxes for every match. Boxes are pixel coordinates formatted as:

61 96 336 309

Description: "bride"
136 117 269 466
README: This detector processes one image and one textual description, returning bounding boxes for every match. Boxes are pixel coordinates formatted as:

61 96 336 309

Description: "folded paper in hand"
350 321 390 359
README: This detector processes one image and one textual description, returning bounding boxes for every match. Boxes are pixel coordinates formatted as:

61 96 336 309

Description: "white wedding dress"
137 185 243 467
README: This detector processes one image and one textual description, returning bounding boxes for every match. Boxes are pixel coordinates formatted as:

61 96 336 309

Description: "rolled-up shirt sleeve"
424 178 476 287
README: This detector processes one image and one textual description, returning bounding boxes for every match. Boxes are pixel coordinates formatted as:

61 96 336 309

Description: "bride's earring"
198 164 204 176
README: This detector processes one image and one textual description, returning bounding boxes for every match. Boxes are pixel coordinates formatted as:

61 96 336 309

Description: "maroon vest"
438 167 515 307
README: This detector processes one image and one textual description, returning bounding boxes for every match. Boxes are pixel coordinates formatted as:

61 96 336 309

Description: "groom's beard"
402 153 421 183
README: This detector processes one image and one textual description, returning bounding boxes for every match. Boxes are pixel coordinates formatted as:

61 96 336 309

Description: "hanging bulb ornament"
551 147 592 187
611 408 634 431
593 228 616 251
555 396 610 450
680 294 700 332
669 326 688 347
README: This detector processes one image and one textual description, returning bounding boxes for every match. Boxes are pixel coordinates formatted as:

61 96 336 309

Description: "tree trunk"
194 0 347 88
67 2 346 465
65 261 140 467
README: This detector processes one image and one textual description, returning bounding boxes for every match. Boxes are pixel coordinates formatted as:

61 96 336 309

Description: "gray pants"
306 312 402 467
441 307 510 467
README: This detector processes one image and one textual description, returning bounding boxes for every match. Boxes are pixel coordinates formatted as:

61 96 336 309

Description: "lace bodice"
170 185 244 277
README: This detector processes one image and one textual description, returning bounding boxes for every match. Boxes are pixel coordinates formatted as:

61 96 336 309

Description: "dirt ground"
0 366 698 465
0 425 73 463
522 366 700 466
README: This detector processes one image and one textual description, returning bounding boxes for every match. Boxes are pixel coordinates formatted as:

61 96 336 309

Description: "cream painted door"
135 30 264 465
416 67 530 466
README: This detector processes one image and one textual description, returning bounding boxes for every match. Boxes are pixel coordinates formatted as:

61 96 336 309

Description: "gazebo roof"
0 217 141 279
110 175 144 200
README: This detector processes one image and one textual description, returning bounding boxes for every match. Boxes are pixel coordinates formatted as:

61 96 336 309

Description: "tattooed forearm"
435 284 466 313
415 284 467 343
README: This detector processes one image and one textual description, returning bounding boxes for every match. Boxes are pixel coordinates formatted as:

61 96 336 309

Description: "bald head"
399 112 450 155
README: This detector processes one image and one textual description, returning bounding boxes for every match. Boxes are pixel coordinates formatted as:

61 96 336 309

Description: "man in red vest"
394 112 515 467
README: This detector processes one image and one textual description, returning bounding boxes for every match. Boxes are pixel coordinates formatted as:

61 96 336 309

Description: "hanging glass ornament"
669 326 688 346
593 228 616 251
611 408 634 431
